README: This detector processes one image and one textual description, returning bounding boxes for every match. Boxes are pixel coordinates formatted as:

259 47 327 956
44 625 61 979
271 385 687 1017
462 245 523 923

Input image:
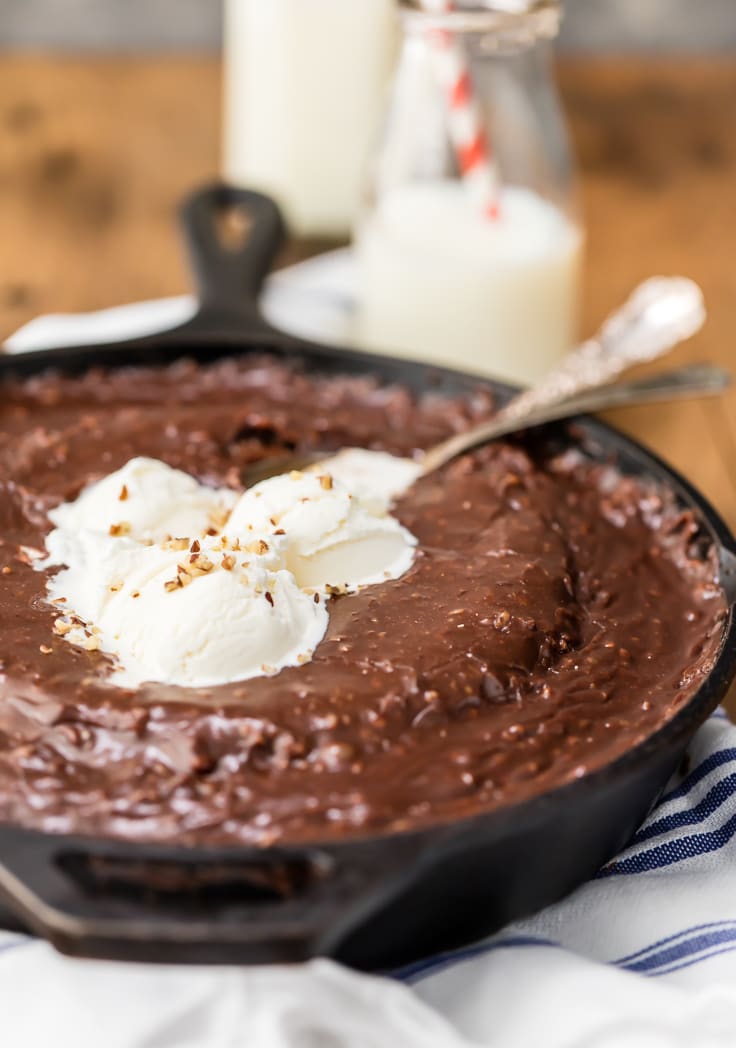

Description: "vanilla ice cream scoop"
225 469 417 592
43 452 417 689
48 457 236 543
46 534 326 688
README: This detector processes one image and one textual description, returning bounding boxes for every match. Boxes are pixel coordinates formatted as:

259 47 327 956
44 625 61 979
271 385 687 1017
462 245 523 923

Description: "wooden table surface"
2 55 736 710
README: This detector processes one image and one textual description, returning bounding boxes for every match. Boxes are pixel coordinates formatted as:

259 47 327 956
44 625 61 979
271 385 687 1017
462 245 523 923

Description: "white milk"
223 0 397 238
353 181 584 386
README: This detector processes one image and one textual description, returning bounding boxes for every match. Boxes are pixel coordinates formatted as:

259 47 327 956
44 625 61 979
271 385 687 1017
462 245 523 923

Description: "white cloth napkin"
3 278 736 1048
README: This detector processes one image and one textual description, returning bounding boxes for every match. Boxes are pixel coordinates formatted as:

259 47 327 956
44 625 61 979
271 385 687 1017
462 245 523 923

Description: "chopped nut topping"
1 566 11 575
314 593 320 604
39 644 53 654
187 555 214 576
246 539 269 555
53 618 73 635
205 527 218 537
109 583 122 593
118 484 129 501
265 591 275 607
221 554 236 571
109 522 131 537
131 590 140 599
296 653 310 665
177 570 192 588
261 663 277 674
319 474 333 490
85 635 100 651
162 537 189 551
190 539 200 553
164 578 182 593
274 528 286 536
289 470 303 481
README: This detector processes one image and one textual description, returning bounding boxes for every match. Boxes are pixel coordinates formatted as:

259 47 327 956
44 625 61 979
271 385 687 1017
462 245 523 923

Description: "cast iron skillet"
0 184 735 971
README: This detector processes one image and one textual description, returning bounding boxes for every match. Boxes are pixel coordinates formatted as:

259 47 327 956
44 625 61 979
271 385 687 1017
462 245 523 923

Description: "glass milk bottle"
223 0 398 239
352 0 583 386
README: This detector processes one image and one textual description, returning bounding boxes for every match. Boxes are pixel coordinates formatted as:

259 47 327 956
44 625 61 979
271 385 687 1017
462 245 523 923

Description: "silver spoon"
242 277 717 485
421 276 707 472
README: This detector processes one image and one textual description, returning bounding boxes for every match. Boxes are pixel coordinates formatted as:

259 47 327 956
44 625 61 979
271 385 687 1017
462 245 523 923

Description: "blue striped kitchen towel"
1 709 735 1048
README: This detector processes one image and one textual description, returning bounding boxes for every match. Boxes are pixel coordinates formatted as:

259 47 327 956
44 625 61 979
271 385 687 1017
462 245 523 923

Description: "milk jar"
223 0 398 238
353 0 583 386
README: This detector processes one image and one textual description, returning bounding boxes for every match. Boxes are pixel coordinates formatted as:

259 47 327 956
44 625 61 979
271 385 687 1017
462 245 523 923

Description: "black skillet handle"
0 182 296 368
0 824 427 966
179 182 288 340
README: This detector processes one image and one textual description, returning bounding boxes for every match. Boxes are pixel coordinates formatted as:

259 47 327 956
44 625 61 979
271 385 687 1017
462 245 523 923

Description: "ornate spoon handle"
421 277 706 474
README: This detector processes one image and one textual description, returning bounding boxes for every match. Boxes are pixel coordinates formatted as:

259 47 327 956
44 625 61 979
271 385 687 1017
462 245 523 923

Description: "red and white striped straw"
420 0 501 219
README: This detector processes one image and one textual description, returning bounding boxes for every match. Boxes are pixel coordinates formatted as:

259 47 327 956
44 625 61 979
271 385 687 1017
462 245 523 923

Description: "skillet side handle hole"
55 850 333 907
